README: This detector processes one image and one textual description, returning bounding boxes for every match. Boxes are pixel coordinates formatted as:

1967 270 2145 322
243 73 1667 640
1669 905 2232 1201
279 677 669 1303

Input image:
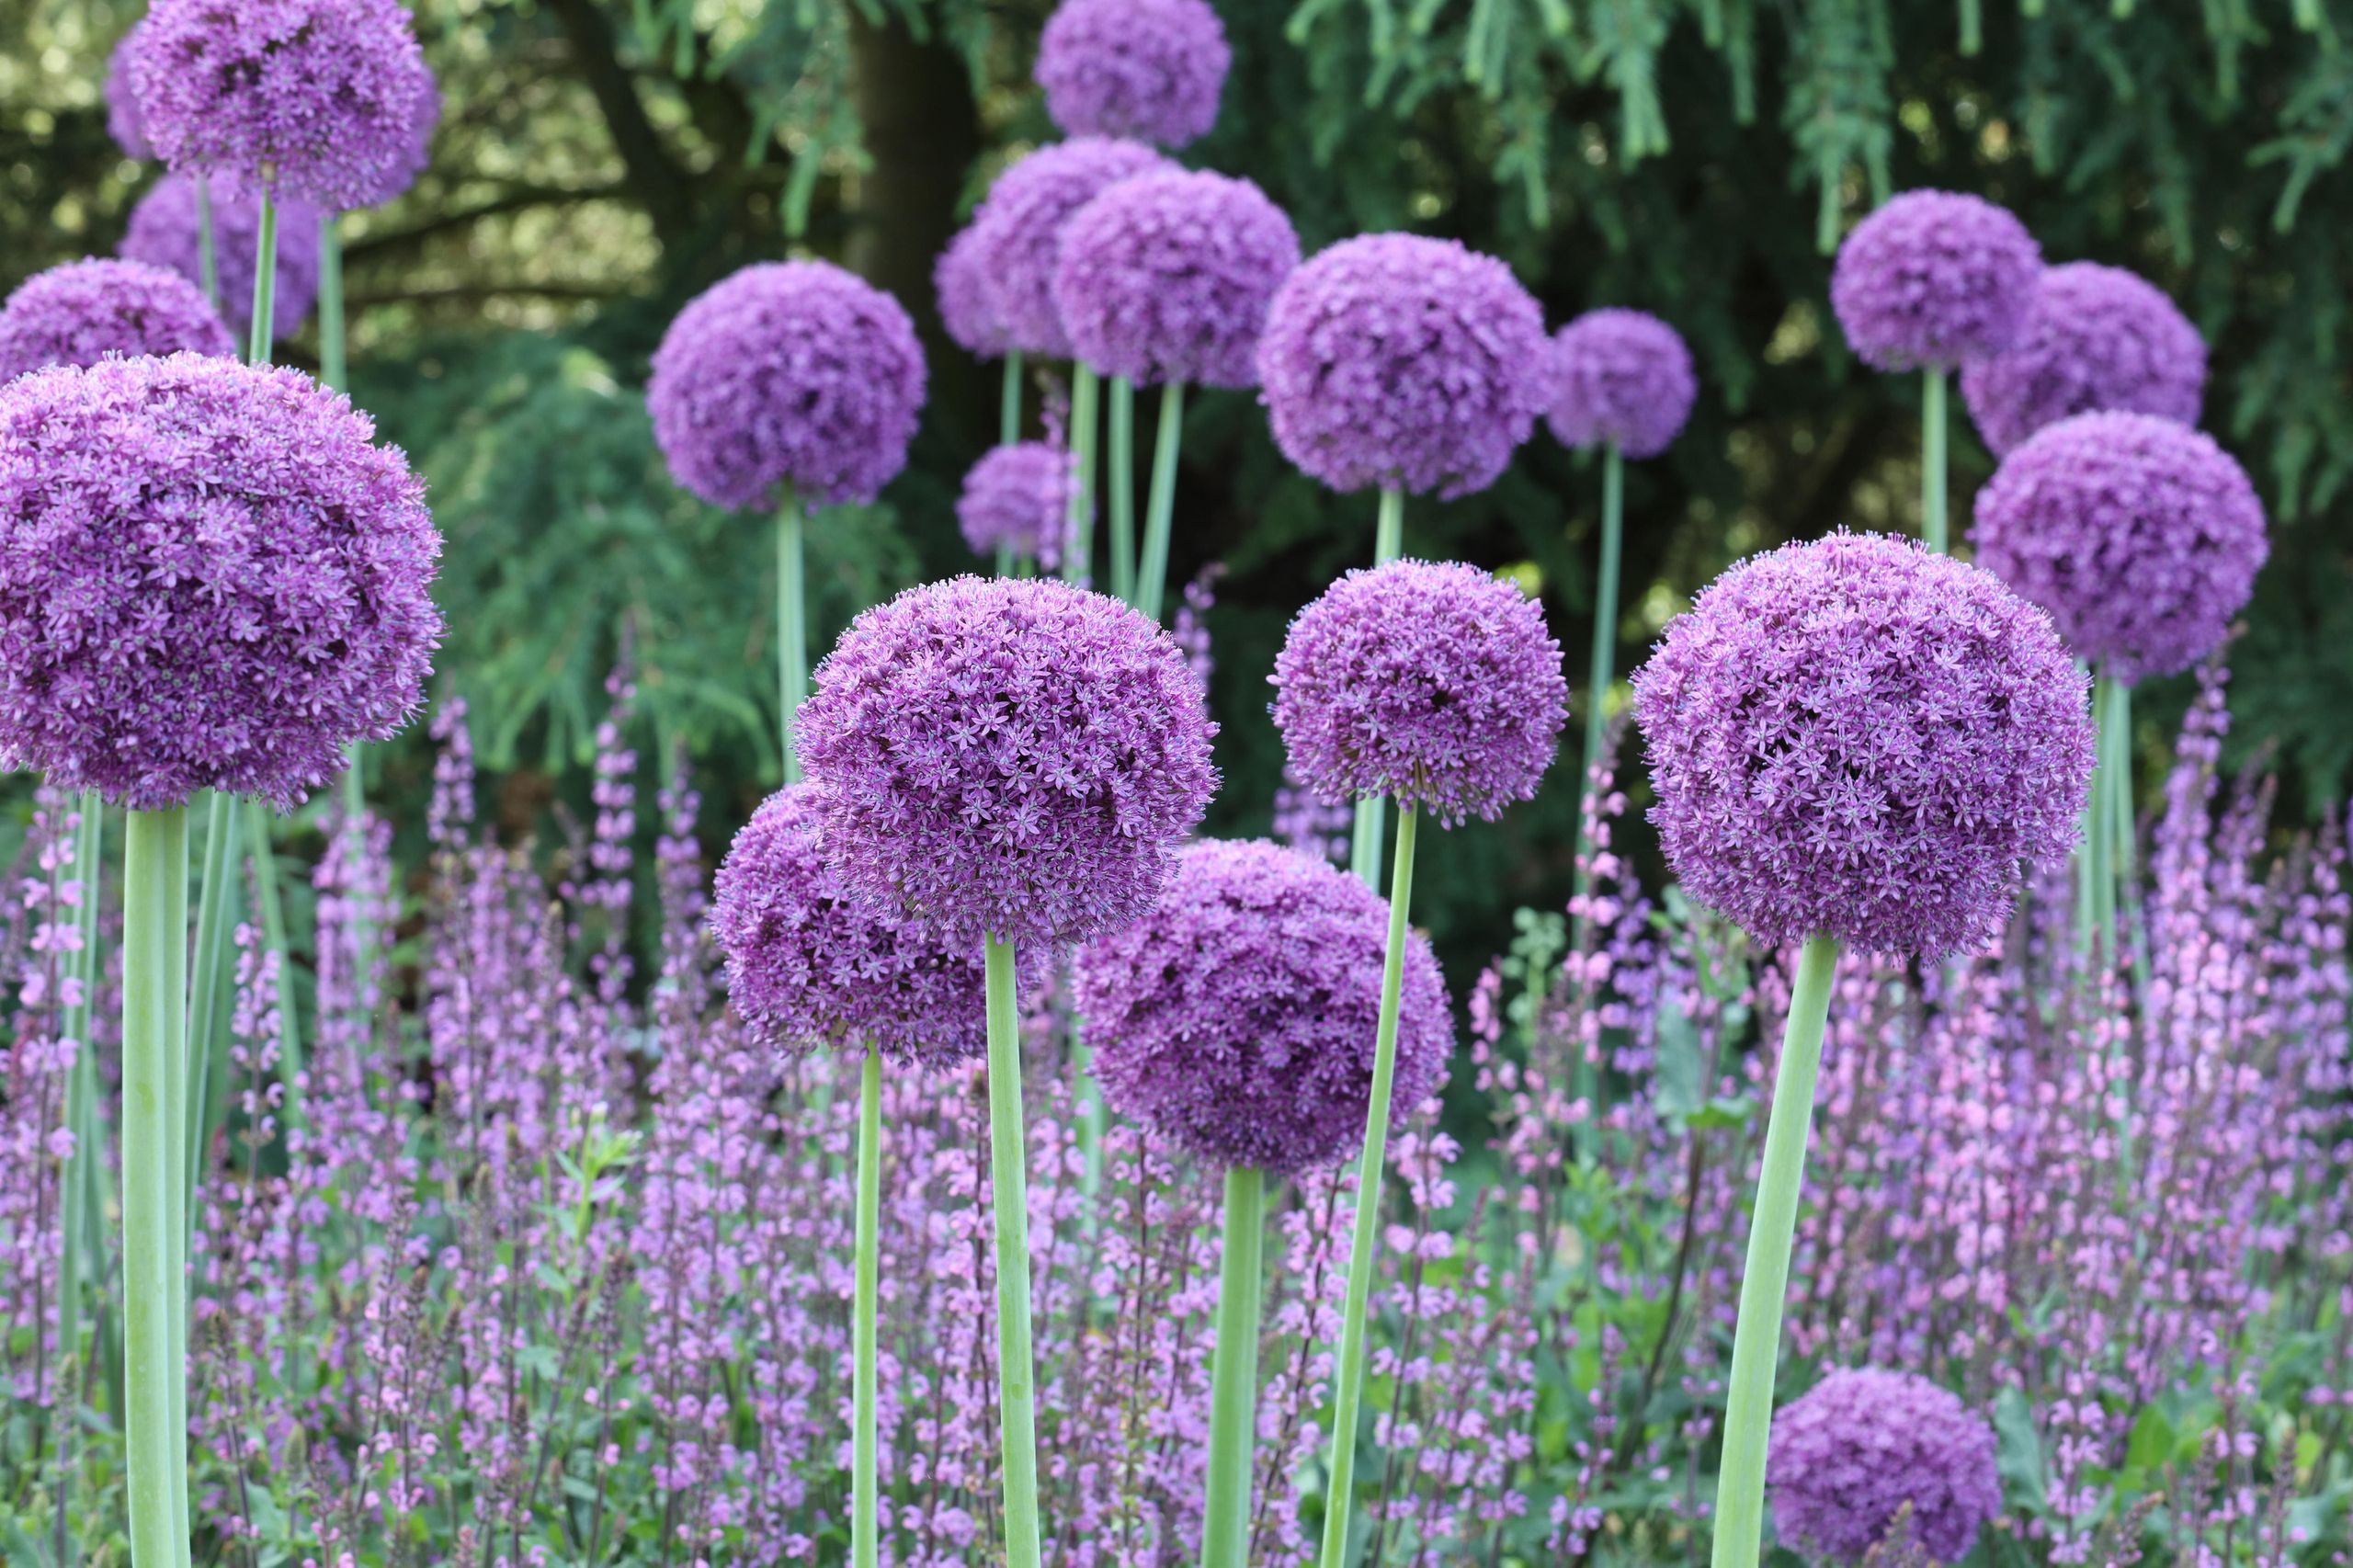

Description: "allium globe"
1273 559 1567 826
1768 1368 2003 1564
957 441 1076 568
797 575 1218 950
1256 234 1551 498
1035 0 1231 148
1631 532 2092 959
119 174 323 343
0 353 443 811
1829 190 2040 372
0 259 235 382
1960 262 2206 455
648 261 927 511
936 224 1011 360
1972 411 2267 685
1546 308 1698 460
1051 170 1300 389
967 138 1175 359
106 25 153 160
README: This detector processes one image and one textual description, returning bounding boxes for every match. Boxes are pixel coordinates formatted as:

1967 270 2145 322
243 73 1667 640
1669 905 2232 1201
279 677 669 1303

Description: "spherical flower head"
1768 1368 2003 1563
798 575 1219 950
711 785 1047 1069
0 259 235 382
957 441 1075 568
1631 532 2092 959
0 353 443 812
1074 838 1452 1173
1830 190 2040 372
1272 560 1566 827
1035 0 1230 148
1972 411 2267 685
648 261 927 512
1960 262 2206 455
1545 308 1698 460
1256 234 1551 499
126 0 438 210
967 138 1176 359
936 224 1010 360
1052 170 1300 389
107 25 153 160
119 174 323 344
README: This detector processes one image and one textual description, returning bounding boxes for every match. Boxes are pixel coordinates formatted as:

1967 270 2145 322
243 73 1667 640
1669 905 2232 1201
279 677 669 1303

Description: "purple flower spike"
119 174 324 343
0 259 235 382
1972 411 2267 685
711 785 1046 1069
1768 1368 2003 1564
967 138 1176 359
1074 838 1452 1173
1830 190 2040 372
1256 234 1552 498
936 224 1011 360
0 353 444 812
126 0 438 210
1546 308 1698 460
648 261 927 512
1035 0 1231 148
798 575 1219 949
1960 262 2207 455
106 25 153 160
1631 532 2092 960
1273 560 1567 827
957 442 1077 568
1052 170 1300 389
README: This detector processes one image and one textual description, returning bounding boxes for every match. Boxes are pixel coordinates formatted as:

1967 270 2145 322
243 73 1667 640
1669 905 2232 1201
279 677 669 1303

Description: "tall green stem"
1567 443 1624 1160
319 217 346 392
1108 375 1138 604
2076 673 2117 960
1348 489 1405 890
777 494 807 785
1922 368 1949 554
1001 351 1024 449
185 795 241 1224
1202 1165 1267 1568
54 795 103 1568
1960 0 1983 54
1136 381 1187 622
1709 932 1840 1568
853 1042 884 1568
1063 365 1099 585
244 190 278 367
1315 805 1419 1568
983 935 1042 1568
195 180 218 313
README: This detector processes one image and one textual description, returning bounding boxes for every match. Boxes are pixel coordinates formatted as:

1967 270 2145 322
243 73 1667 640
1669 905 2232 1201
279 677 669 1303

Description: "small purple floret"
1768 1368 2004 1564
1959 262 2206 456
119 174 323 344
1035 0 1230 148
0 259 235 382
1545 308 1698 460
967 138 1176 359
957 442 1076 568
935 224 1011 360
1830 190 2040 372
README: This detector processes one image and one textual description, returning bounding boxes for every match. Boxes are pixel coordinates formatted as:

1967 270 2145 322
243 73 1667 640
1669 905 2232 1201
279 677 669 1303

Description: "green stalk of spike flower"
52 794 103 1568
1922 368 1950 554
2075 673 2119 960
1348 488 1405 891
196 180 218 313
983 934 1043 1568
1200 1163 1267 1568
1002 351 1024 449
852 1040 884 1568
1135 381 1187 623
778 488 808 785
319 217 346 393
1960 0 1984 54
1063 365 1100 585
1108 375 1138 604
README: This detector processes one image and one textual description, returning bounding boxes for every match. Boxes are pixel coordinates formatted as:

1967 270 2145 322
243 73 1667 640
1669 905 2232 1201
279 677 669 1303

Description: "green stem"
1136 381 1187 623
995 544 1015 578
242 796 300 1132
853 1042 883 1568
185 795 242 1227
245 189 278 367
1063 364 1099 585
2076 674 2116 960
1568 443 1623 1160
1349 490 1405 890
319 217 346 392
983 935 1042 1568
1001 351 1024 448
163 808 191 1566
195 179 218 314
1315 805 1420 1568
1960 0 1983 53
2094 677 2121 959
1108 375 1138 604
1922 368 1949 554
777 494 807 785
54 796 103 1568
1202 1165 1267 1568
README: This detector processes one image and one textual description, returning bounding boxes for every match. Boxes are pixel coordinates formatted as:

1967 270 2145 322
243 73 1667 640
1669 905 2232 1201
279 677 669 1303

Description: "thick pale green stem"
1960 0 1983 53
1108 375 1138 604
1136 381 1187 622
2076 674 2118 960
995 544 1015 578
777 494 807 785
162 809 192 1564
983 936 1042 1568
1001 351 1024 448
1709 933 1841 1568
319 217 346 392
1922 368 1949 554
1063 365 1099 585
196 180 219 313
1349 489 1405 890
245 189 278 367
1202 1165 1267 1568
1315 805 1420 1568
853 1042 884 1568
1568 443 1624 1159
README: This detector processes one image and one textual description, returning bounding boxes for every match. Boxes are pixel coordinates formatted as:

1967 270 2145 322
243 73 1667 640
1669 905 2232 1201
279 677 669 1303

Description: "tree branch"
541 0 697 234
344 184 634 263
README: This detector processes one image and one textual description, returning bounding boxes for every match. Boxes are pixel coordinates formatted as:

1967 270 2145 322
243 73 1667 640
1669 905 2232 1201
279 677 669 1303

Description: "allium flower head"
1256 233 1551 498
957 441 1076 568
107 25 153 160
1631 532 2092 959
1545 308 1698 460
126 0 438 210
1273 560 1566 826
0 353 443 812
119 174 323 343
1052 170 1300 388
1972 411 2266 685
0 259 235 382
1035 0 1231 148
711 785 1045 1068
798 575 1219 949
1768 1368 2003 1563
968 138 1176 359
648 261 927 512
935 224 1010 360
1830 190 2040 371
1074 838 1452 1173
1960 262 2206 455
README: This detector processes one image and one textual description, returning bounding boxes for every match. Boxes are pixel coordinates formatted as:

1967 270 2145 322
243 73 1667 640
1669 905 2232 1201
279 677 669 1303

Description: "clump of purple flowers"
1768 1368 2003 1563
0 258 234 381
106 24 153 159
935 224 1010 360
966 138 1175 359
1829 190 2040 372
1546 308 1699 460
119 174 323 342
1034 0 1231 148
1960 262 2207 455
956 441 1075 568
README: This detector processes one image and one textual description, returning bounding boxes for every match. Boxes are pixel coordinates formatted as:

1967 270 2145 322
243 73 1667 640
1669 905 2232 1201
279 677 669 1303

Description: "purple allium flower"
1768 1368 2003 1563
1631 532 2092 959
1272 560 1567 827
0 353 443 812
966 138 1176 359
119 174 323 343
125 0 438 210
1051 170 1300 389
0 259 235 382
956 441 1076 568
106 25 153 160
797 575 1219 949
1972 411 2267 685
648 261 927 512
1256 234 1551 499
711 785 1046 1068
1829 190 2040 372
1959 262 2207 455
935 224 1010 360
1073 838 1453 1173
1545 308 1698 460
1034 0 1231 148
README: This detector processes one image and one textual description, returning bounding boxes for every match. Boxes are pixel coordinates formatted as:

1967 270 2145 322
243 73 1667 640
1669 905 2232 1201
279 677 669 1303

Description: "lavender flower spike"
119 174 324 343
1960 262 2207 456
1036 0 1232 148
1768 1369 2003 1563
1830 189 2040 372
1546 308 1698 460
0 258 234 382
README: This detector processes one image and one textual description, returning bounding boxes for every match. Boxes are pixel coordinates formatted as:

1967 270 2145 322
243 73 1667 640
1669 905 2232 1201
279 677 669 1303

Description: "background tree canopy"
6 0 2348 977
